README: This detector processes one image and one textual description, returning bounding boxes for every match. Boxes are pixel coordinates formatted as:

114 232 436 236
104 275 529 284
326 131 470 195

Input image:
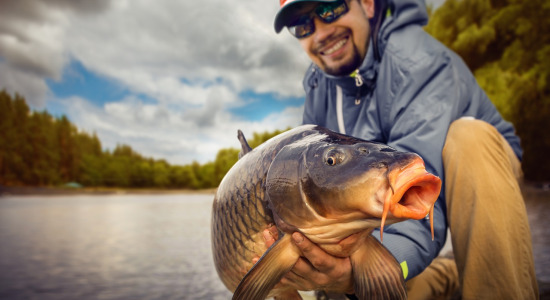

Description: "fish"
211 125 441 300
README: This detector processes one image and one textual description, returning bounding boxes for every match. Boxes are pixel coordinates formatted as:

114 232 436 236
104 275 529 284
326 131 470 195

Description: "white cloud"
53 94 302 165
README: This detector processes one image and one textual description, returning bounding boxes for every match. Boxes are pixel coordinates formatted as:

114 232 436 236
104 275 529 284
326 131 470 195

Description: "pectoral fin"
350 235 406 299
233 234 301 300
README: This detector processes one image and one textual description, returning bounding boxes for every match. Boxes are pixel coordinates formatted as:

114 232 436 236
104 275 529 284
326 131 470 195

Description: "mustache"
313 31 349 54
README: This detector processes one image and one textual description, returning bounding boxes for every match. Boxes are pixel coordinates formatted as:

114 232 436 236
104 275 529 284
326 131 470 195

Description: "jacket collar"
326 36 378 95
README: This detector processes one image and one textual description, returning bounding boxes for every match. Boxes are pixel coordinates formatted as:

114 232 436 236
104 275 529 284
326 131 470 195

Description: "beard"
319 42 364 77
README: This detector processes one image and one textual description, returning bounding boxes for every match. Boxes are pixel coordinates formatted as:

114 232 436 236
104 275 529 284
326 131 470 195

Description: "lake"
0 193 233 300
0 186 548 299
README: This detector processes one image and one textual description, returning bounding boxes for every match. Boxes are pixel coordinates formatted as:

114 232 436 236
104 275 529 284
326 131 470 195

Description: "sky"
0 0 445 166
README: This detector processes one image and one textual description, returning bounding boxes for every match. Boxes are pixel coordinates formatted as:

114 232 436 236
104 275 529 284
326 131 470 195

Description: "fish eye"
324 148 345 166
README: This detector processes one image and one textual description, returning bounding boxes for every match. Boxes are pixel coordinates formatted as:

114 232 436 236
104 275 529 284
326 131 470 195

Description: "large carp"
211 125 441 300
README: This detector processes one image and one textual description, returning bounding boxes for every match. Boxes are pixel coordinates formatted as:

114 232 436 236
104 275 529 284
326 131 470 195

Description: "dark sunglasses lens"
289 16 314 38
316 0 348 23
288 0 348 39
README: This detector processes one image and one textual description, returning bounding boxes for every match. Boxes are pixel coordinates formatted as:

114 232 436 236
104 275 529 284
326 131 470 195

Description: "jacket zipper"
337 72 365 134
355 73 364 105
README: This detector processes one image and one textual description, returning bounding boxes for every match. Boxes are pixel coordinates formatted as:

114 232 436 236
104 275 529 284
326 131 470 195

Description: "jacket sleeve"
370 26 520 280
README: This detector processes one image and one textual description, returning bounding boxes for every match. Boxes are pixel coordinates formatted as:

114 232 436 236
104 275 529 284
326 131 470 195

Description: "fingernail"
292 232 304 244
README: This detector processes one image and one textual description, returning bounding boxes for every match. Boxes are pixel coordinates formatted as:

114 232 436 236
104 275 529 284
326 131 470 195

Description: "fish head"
266 130 441 246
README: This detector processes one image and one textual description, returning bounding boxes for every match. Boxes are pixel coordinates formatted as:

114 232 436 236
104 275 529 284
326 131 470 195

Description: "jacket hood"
377 0 429 58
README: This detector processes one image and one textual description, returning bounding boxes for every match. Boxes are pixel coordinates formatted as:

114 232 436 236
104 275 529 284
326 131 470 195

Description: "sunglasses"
288 0 349 39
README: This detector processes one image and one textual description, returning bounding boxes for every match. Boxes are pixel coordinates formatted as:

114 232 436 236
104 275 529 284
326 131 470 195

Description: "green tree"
0 89 296 188
170 165 200 189
56 116 80 182
77 132 104 186
426 0 550 181
212 148 240 186
152 160 171 187
28 111 60 185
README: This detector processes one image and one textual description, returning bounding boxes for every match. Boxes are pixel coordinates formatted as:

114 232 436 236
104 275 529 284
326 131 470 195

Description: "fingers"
292 232 334 273
289 232 355 294
280 265 318 291
258 230 354 293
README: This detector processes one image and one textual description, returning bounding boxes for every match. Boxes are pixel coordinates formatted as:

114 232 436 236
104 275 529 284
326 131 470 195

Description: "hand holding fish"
262 228 355 294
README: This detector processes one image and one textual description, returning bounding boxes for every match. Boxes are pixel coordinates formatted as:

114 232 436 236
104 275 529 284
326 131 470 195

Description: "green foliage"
0 90 288 189
426 0 550 181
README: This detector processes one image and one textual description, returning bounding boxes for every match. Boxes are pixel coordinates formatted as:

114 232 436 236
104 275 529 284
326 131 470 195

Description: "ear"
360 0 375 19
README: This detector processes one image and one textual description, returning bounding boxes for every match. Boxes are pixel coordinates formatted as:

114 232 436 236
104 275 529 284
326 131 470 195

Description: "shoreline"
0 185 217 196
1 180 547 197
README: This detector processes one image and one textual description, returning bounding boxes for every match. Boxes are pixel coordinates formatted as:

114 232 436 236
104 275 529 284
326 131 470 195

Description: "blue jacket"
302 0 521 279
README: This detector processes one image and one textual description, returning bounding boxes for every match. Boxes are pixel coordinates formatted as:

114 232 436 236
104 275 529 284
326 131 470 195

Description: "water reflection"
0 194 232 300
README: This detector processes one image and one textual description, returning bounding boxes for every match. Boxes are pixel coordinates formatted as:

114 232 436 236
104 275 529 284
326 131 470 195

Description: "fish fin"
233 234 300 300
350 235 406 300
237 129 253 159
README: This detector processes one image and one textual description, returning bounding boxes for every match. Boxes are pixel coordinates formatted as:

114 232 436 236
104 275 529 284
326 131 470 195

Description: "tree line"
425 0 549 182
0 90 286 189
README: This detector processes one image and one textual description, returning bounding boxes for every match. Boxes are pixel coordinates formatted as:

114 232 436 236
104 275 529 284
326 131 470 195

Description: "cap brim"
274 0 339 33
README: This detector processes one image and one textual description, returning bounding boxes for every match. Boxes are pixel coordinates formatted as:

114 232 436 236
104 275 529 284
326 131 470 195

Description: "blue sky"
0 0 444 165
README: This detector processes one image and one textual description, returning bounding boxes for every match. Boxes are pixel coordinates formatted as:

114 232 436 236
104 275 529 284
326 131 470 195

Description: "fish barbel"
211 125 441 299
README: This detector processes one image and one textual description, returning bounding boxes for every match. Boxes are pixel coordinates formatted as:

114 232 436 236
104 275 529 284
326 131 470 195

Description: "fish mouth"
380 157 442 241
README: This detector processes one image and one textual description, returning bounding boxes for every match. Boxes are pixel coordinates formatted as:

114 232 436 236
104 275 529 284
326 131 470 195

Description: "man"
266 0 539 298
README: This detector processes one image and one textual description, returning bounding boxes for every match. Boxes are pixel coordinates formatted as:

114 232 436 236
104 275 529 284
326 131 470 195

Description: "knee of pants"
442 118 522 179
443 118 501 159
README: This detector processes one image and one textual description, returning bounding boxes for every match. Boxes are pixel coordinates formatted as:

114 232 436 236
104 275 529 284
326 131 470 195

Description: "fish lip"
387 158 441 219
378 156 441 241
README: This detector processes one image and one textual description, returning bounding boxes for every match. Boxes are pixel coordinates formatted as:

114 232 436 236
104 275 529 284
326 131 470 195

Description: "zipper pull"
355 73 364 105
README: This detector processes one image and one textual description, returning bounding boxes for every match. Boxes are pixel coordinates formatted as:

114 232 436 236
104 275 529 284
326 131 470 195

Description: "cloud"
55 94 302 165
0 0 112 107
62 0 309 99
0 0 309 106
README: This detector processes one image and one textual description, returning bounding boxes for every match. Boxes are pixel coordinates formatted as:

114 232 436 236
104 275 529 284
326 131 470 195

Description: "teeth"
324 38 347 55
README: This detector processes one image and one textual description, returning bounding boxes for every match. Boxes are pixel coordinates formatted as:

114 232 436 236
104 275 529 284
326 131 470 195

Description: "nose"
312 17 336 43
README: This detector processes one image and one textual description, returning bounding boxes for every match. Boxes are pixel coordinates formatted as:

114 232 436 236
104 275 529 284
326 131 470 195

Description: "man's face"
293 0 374 76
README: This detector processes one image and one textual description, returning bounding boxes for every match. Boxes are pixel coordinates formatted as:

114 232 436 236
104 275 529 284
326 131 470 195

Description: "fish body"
211 125 441 299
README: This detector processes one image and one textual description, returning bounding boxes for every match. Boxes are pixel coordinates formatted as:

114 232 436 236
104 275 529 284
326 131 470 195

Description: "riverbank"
2 180 546 197
0 185 217 196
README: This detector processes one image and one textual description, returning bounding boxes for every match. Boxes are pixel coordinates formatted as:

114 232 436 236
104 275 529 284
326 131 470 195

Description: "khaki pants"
407 118 539 300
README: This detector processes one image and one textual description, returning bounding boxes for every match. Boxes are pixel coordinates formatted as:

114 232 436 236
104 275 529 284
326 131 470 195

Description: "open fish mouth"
381 157 442 241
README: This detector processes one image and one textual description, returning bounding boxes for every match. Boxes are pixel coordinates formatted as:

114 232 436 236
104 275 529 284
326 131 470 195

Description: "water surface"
0 194 232 300
1 186 548 299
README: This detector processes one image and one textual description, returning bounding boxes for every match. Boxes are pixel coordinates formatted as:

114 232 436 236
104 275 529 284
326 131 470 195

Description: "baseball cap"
274 0 340 33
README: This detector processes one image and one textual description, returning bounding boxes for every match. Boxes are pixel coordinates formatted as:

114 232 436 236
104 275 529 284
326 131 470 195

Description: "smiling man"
278 0 372 76
268 0 539 299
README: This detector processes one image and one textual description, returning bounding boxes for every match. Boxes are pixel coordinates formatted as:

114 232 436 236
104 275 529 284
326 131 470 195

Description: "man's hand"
262 227 355 294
